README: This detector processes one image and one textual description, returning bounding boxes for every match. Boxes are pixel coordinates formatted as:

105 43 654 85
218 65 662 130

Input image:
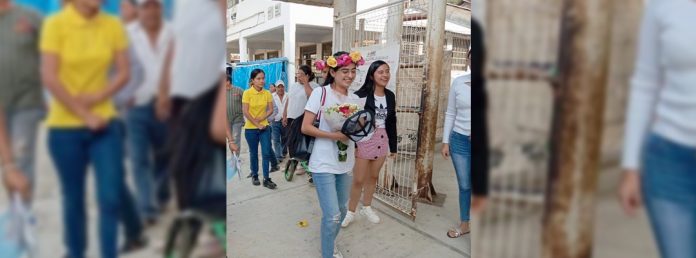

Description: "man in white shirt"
271 80 289 161
123 0 172 226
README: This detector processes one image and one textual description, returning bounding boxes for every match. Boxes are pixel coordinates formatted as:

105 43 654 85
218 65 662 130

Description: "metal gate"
335 0 463 219
472 0 562 257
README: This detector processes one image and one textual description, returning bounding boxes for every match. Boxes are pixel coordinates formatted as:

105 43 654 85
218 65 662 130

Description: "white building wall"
289 4 333 28
227 0 288 43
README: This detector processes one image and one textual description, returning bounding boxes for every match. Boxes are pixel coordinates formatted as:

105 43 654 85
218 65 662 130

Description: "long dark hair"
298 65 315 82
354 60 388 96
249 68 265 88
322 51 350 86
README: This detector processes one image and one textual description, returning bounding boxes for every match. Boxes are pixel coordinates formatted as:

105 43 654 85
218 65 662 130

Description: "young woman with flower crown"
301 51 365 258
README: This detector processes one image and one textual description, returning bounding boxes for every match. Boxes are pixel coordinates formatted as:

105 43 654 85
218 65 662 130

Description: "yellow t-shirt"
39 4 128 128
242 88 272 129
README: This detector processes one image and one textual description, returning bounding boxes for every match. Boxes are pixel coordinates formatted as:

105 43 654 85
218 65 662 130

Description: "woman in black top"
341 60 398 227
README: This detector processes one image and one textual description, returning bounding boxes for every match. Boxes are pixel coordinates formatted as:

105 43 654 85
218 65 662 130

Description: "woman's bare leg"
361 156 387 207
347 158 370 212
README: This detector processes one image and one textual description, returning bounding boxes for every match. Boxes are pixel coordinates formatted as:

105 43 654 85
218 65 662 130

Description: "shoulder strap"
316 87 327 121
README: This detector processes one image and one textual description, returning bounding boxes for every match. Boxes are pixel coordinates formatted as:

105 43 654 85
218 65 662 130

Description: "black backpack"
286 87 326 161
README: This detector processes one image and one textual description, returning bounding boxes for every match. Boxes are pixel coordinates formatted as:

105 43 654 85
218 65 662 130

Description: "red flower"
339 106 351 116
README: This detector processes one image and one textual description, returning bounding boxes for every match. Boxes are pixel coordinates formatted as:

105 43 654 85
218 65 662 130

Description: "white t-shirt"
374 95 388 129
272 92 288 121
305 86 361 174
287 81 320 119
128 22 173 106
170 0 226 99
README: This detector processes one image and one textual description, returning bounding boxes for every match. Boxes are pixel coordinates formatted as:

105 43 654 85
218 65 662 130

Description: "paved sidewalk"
227 140 470 257
0 126 216 258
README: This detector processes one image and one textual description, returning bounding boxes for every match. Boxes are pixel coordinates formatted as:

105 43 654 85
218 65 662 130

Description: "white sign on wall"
350 43 400 93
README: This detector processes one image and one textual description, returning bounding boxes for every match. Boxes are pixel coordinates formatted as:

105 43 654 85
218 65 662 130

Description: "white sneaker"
360 206 381 224
333 247 343 258
341 211 355 228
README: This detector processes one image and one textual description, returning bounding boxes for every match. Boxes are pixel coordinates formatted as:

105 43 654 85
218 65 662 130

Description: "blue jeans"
245 128 274 179
313 172 352 258
271 121 286 160
3 107 45 195
48 121 135 258
449 131 471 222
641 133 696 258
125 102 169 220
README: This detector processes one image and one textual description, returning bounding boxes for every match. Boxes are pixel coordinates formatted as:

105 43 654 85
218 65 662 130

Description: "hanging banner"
350 43 400 93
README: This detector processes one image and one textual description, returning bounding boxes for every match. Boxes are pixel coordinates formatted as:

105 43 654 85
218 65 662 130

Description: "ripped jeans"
313 172 352 258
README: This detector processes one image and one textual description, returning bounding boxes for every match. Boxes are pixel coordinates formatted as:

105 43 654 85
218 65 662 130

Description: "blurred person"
320 66 329 83
342 61 397 228
0 109 29 200
113 0 143 113
267 83 279 169
123 0 172 227
470 18 489 215
39 0 140 257
155 0 227 256
242 69 278 189
284 65 320 130
269 83 276 94
301 51 363 258
119 0 136 23
271 80 288 162
225 73 241 154
618 1 696 258
155 0 225 131
284 65 320 176
315 61 330 85
0 0 46 202
114 0 153 252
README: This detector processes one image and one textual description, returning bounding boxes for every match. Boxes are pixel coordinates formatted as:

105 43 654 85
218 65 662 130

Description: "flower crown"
315 51 365 71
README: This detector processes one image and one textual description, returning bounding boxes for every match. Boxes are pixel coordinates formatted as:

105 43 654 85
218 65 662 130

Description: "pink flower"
357 57 365 66
315 60 326 71
338 54 353 67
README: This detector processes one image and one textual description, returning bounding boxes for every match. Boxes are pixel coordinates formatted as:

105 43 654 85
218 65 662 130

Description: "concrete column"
332 0 357 51
415 0 446 203
384 0 404 45
284 22 296 84
316 42 323 60
239 36 248 62
296 45 301 67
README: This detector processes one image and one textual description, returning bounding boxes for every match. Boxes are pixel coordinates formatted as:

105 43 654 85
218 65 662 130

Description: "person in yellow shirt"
39 0 141 257
242 69 278 189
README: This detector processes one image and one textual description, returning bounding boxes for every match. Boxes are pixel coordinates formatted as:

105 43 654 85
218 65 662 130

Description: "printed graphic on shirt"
375 95 388 128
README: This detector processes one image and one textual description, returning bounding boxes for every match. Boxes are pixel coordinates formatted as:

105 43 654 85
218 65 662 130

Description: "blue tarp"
232 58 289 91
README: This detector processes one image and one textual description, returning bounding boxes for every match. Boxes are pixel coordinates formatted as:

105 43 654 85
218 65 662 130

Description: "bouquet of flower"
323 103 362 162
